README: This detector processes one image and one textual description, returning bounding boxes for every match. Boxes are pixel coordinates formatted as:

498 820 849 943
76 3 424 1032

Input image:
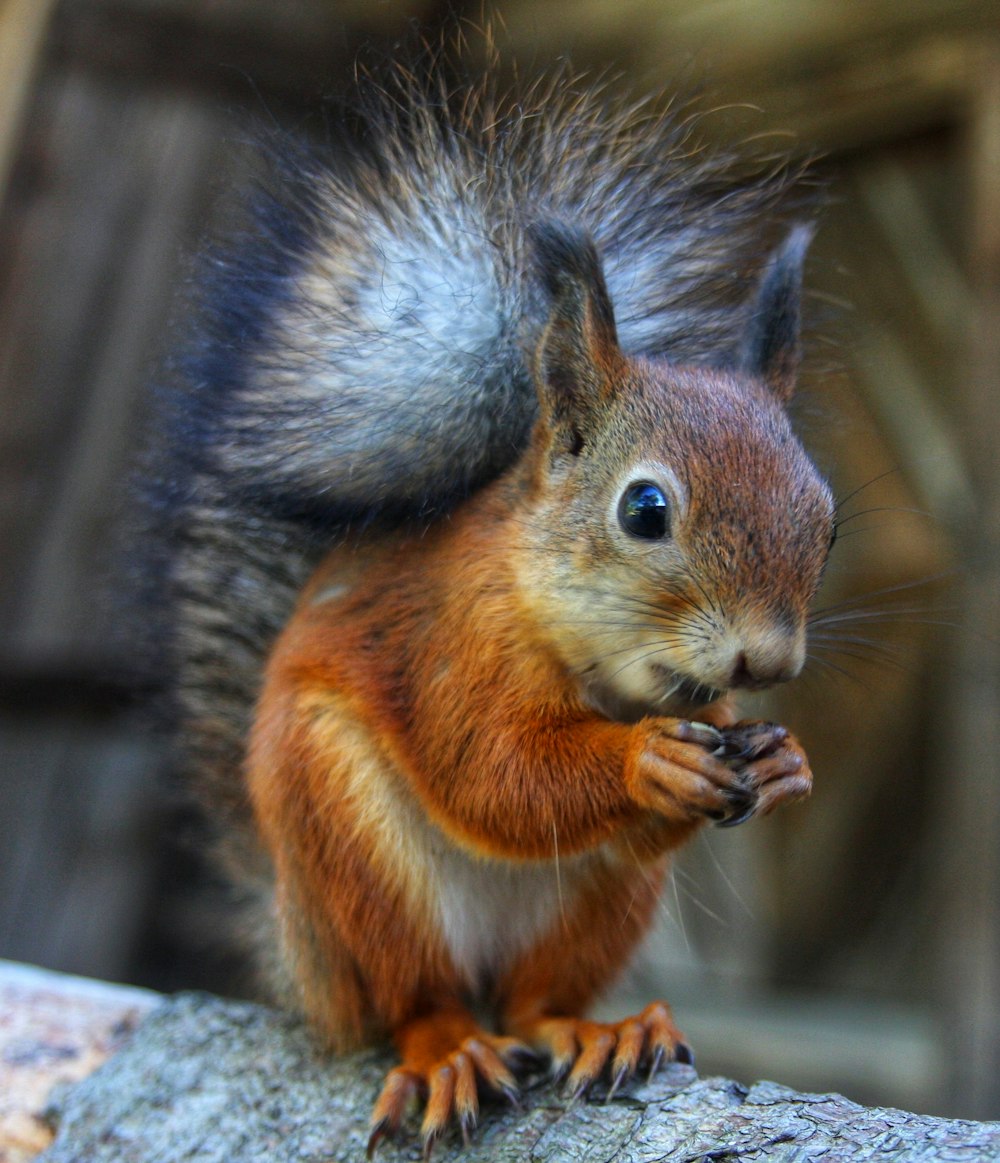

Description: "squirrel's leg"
497 846 691 1098
269 818 534 1155
368 1007 532 1158
267 812 533 1156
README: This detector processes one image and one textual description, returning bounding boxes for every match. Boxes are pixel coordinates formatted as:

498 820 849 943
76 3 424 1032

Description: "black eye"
618 482 670 539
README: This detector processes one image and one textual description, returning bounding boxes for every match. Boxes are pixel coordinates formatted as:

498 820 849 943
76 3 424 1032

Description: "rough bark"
34 992 1000 1162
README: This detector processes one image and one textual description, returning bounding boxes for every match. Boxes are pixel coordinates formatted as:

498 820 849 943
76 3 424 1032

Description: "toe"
464 1037 520 1104
490 1033 539 1070
640 1001 681 1045
368 1067 421 1158
532 1018 579 1082
607 1018 644 1097
421 1062 457 1158
638 1001 689 1077
565 1023 615 1100
450 1051 479 1144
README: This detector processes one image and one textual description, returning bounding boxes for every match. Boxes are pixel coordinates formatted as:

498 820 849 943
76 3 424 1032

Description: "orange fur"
248 490 697 1048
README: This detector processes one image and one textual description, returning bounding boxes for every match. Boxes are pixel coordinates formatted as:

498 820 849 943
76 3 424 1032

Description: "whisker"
589 636 693 668
810 573 953 618
809 642 915 673
833 504 936 530
809 631 911 651
833 465 907 514
602 641 683 685
698 832 755 922
804 652 878 691
832 524 912 543
542 616 688 634
810 610 956 630
664 862 691 950
551 819 566 931
618 837 658 930
618 594 721 640
669 863 731 928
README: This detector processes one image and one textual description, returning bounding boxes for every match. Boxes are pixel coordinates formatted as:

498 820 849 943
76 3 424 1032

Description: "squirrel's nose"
727 640 803 690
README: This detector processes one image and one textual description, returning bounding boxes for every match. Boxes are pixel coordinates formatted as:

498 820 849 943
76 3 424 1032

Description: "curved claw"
564 1025 615 1101
646 1045 666 1083
498 1082 522 1109
567 1076 591 1105
366 1119 390 1160
605 1062 629 1103
458 1108 477 1148
716 802 757 828
719 721 788 761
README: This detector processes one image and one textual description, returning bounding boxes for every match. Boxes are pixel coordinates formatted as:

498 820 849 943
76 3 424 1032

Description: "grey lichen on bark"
36 993 1000 1161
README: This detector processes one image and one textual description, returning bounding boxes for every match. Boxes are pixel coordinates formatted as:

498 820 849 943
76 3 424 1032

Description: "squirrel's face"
523 221 834 720
518 363 835 723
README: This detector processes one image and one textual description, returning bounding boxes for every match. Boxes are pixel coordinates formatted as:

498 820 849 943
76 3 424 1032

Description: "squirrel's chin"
669 674 727 709
581 669 726 724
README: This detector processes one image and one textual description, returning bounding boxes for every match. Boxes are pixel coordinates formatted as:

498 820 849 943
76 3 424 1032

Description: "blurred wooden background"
2 0 999 1121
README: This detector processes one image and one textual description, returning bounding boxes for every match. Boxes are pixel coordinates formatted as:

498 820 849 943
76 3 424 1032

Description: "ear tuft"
528 221 620 454
740 223 814 402
530 222 617 343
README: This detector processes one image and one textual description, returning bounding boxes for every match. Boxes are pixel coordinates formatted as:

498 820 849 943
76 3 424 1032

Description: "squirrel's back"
141 45 811 886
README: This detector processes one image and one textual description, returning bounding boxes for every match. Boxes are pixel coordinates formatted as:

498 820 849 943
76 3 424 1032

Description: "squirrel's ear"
740 223 814 402
530 222 621 453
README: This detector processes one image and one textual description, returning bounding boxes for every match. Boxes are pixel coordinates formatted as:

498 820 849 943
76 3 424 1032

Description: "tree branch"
33 992 1000 1161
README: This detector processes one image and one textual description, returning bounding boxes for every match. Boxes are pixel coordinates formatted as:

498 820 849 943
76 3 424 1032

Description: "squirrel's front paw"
629 718 755 825
713 721 813 827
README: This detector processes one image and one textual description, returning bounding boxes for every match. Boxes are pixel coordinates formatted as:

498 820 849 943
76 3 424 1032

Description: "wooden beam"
45 0 441 113
933 36 1000 1118
0 0 58 201
497 0 998 149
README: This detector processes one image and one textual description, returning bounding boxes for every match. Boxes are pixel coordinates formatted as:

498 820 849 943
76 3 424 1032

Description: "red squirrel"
143 47 834 1158
247 220 832 1151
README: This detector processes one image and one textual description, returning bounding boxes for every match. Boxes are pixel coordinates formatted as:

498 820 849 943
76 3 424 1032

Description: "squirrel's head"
519 222 835 722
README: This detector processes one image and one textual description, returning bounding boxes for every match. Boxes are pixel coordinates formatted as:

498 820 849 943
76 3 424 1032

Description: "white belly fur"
430 839 571 986
324 696 611 989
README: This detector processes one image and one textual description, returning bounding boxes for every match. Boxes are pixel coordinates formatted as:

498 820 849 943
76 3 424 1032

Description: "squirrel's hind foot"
367 1013 534 1159
513 1001 692 1103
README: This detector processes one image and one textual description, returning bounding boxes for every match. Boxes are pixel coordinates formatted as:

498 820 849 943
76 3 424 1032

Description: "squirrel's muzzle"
722 629 805 692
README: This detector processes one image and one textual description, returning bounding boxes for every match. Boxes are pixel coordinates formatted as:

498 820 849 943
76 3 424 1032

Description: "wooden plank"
497 0 998 149
39 0 999 149
0 711 165 981
0 0 58 202
0 63 250 658
11 85 227 657
933 37 1000 1117
46 0 433 113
